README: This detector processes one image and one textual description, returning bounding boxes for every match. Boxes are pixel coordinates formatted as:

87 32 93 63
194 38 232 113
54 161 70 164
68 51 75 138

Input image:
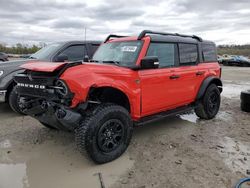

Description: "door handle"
196 71 205 76
169 75 180 79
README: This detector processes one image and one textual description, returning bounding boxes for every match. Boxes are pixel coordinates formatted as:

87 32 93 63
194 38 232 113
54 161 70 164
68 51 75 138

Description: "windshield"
92 41 142 67
29 43 62 60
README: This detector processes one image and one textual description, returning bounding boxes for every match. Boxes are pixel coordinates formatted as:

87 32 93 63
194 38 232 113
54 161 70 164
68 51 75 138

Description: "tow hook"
55 107 82 130
56 108 67 119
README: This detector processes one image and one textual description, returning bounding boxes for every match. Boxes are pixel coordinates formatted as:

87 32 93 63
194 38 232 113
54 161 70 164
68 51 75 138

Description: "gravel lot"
0 66 249 188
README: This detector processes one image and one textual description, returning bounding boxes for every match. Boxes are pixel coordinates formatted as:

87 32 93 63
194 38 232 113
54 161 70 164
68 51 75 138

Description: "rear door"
173 43 201 103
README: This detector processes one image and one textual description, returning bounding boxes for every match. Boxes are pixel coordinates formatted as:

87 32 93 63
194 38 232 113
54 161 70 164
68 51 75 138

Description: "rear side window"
146 43 176 68
59 45 86 61
202 43 217 62
179 43 198 66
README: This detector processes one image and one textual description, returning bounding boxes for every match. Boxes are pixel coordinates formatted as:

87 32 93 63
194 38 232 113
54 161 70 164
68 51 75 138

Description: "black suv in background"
0 52 8 62
0 40 101 114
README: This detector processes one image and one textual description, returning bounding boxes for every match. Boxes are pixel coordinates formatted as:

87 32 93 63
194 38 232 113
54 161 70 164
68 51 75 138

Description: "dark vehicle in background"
222 55 250 67
0 40 101 114
0 52 8 62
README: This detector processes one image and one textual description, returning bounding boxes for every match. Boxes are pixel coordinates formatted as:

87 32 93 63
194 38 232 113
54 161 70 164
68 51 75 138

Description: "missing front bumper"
0 90 7 102
23 100 82 131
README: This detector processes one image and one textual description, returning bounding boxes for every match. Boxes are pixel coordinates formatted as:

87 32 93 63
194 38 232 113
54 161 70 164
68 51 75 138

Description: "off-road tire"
195 84 221 119
241 91 250 112
75 103 133 164
241 90 250 102
9 86 26 115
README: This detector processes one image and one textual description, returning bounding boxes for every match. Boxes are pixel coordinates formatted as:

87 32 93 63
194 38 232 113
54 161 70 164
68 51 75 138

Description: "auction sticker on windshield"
121 46 137 52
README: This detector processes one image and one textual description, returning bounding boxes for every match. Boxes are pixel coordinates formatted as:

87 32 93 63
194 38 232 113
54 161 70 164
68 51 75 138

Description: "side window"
202 43 217 62
59 45 86 61
179 43 198 66
146 43 176 68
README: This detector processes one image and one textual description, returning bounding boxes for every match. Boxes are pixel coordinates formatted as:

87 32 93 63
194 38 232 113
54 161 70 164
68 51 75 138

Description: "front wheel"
75 104 133 164
8 86 26 115
195 84 221 120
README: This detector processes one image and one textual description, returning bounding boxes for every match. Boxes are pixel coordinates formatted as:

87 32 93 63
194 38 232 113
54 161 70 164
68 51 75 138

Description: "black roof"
149 35 215 45
149 34 199 44
137 30 215 45
105 30 215 45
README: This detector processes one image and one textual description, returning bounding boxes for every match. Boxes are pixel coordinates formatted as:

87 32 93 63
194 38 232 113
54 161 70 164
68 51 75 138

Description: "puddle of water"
0 140 134 188
218 137 250 175
179 112 198 123
0 163 29 188
0 139 12 149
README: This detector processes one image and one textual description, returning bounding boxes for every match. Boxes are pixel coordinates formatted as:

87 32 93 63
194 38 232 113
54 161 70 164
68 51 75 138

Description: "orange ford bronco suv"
14 30 222 163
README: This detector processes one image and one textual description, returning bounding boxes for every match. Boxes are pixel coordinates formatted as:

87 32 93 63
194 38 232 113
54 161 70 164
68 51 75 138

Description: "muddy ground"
0 66 249 188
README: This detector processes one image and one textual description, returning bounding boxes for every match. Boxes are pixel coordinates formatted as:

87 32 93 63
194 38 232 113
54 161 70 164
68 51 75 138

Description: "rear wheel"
75 103 133 164
195 84 221 119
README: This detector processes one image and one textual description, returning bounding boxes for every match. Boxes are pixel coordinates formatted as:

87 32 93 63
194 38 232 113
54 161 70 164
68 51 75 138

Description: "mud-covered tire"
241 90 250 102
75 103 133 164
195 84 221 120
241 91 250 112
8 86 26 115
39 121 58 130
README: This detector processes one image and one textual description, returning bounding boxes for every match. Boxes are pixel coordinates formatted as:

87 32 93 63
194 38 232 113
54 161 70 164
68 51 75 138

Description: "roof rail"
104 34 128 43
138 30 203 42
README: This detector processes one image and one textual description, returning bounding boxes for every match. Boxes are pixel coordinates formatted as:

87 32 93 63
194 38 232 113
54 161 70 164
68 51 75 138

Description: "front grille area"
17 86 56 99
14 73 74 106
14 74 55 86
14 73 58 100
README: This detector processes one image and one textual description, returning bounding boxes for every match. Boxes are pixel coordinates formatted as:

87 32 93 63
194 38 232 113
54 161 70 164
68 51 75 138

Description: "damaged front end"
14 62 83 131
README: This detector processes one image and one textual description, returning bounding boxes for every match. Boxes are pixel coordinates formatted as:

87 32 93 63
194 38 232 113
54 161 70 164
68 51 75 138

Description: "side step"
135 105 195 126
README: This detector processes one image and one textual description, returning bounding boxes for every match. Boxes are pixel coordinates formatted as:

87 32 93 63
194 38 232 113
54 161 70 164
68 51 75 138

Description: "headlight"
55 80 68 97
0 71 3 77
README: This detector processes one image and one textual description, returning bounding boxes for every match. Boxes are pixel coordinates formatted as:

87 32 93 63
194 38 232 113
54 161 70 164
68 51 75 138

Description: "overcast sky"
0 0 250 45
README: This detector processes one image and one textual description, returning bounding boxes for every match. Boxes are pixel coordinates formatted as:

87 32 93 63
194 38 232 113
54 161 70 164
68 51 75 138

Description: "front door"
139 42 179 116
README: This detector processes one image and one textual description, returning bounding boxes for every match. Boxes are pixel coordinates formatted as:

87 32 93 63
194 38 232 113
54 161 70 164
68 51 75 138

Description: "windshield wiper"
89 60 99 63
102 60 120 65
29 56 37 59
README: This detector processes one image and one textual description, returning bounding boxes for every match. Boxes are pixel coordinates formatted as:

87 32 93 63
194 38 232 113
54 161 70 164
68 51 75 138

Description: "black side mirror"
55 54 68 62
140 56 159 69
84 55 89 62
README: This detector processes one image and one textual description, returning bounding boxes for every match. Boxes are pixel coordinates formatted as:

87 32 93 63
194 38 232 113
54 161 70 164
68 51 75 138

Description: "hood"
20 61 67 72
20 61 134 77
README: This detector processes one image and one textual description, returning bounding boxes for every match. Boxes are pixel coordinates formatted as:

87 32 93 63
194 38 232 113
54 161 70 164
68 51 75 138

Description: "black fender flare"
196 76 223 100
